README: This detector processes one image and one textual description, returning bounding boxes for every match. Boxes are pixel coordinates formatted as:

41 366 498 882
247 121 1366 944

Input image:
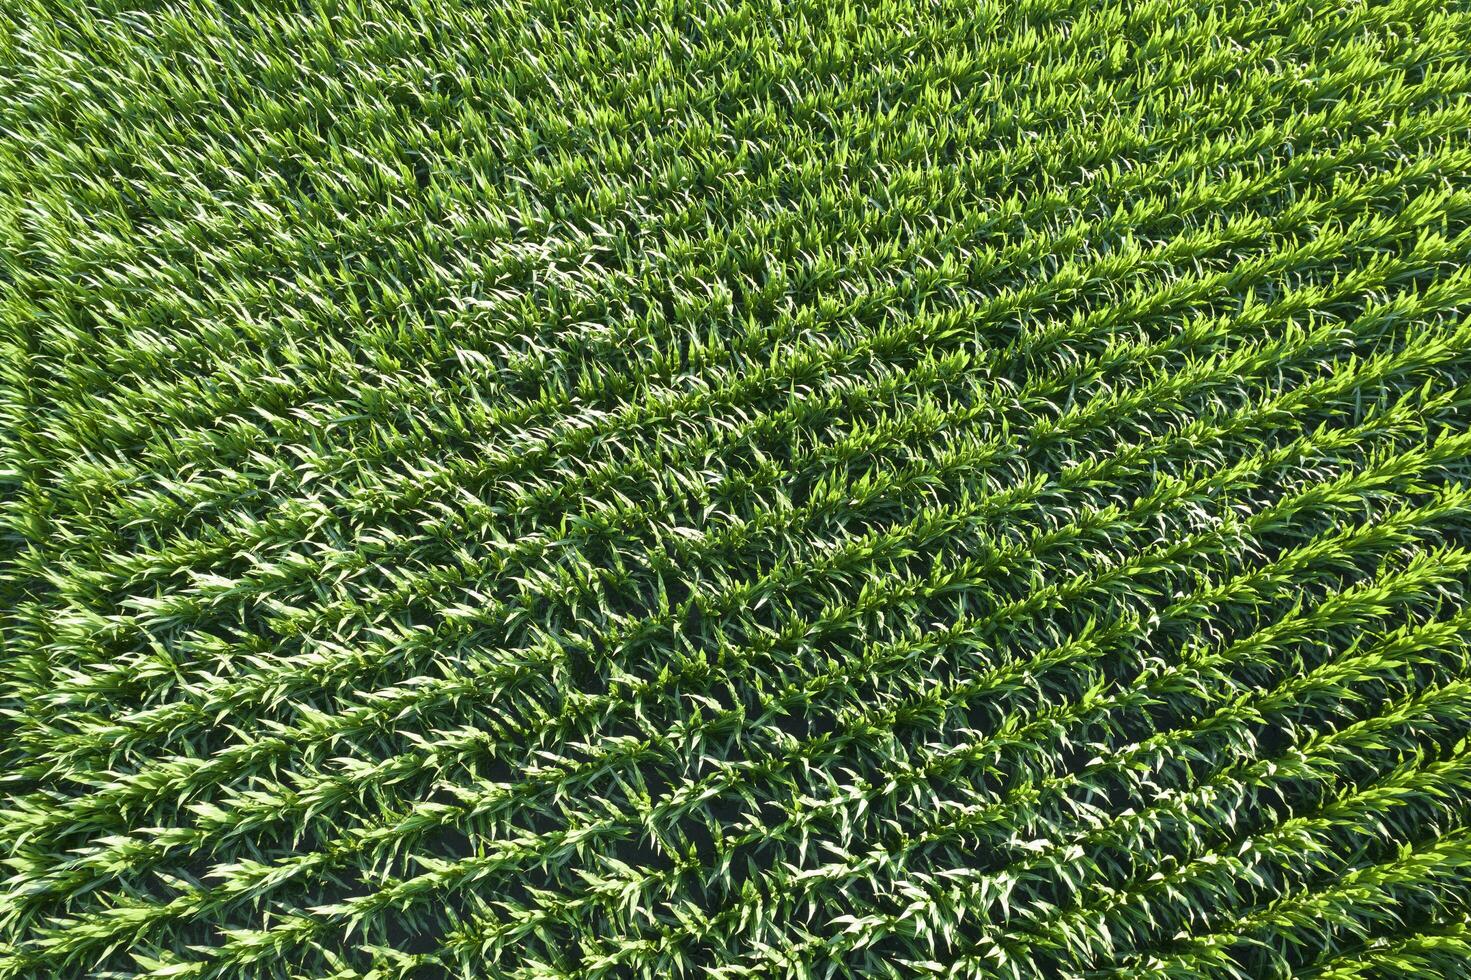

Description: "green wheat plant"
4 0 1471 976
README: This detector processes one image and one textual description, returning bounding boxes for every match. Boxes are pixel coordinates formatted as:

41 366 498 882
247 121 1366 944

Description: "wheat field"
4 0 1471 977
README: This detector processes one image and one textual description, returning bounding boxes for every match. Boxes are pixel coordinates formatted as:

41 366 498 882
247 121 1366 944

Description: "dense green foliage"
4 0 1471 976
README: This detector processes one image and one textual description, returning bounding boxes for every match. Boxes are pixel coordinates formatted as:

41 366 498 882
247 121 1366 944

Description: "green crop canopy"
4 0 1471 977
